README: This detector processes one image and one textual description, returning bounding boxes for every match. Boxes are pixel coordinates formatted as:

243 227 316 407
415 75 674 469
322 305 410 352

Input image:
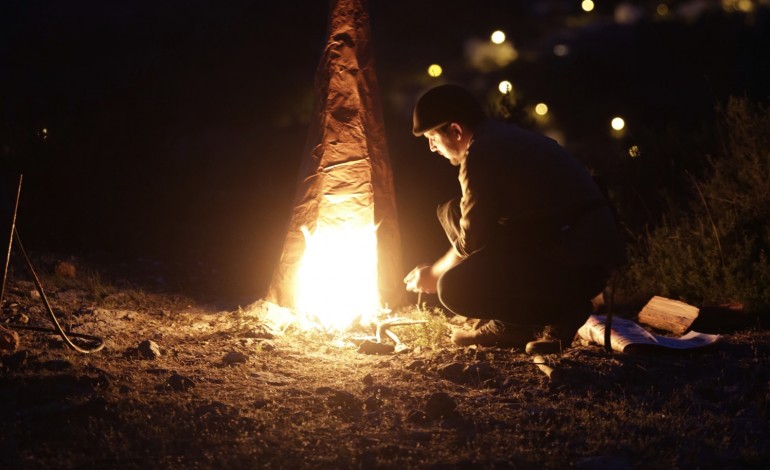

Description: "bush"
621 97 770 312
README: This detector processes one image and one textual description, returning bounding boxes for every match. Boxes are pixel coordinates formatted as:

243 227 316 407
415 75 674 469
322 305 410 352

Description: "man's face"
424 126 463 166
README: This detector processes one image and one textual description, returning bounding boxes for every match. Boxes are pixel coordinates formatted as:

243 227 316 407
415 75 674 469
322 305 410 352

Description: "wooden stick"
533 355 555 379
375 318 428 344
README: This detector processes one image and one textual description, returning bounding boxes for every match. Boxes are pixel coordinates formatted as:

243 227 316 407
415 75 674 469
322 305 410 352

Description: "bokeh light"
427 64 443 77
498 80 513 94
582 0 595 12
535 103 549 116
737 0 754 12
553 44 570 57
628 145 641 158
465 38 518 71
491 30 506 44
656 3 669 16
611 117 625 131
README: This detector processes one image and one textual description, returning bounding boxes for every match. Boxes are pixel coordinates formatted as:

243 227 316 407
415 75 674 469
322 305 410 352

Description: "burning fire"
264 0 402 336
293 221 382 332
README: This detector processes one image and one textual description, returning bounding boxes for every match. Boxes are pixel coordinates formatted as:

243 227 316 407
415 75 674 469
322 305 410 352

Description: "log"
637 296 699 334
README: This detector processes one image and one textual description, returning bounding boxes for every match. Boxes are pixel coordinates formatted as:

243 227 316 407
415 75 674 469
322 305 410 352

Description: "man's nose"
428 140 437 152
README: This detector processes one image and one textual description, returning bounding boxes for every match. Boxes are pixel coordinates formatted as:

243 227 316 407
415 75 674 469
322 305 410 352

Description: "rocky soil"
1 255 769 469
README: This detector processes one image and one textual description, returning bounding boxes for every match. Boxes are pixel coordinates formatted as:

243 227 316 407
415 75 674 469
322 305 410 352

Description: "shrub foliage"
622 98 770 312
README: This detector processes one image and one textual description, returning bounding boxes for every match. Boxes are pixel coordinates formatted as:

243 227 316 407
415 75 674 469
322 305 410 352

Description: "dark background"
2 0 768 303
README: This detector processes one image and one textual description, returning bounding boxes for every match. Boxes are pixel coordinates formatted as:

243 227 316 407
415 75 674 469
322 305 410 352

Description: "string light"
656 3 669 16
535 103 549 116
491 30 506 44
427 64 443 77
581 0 595 12
611 117 625 131
498 80 513 94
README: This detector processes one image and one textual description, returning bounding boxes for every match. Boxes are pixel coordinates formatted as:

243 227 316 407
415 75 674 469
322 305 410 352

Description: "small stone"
123 347 141 358
424 392 457 419
242 324 275 340
2 350 29 370
357 340 395 355
362 373 374 386
259 340 275 352
406 409 430 425
437 362 466 382
363 395 382 411
406 360 426 371
0 326 20 353
138 340 161 359
194 401 228 418
326 390 362 411
167 373 195 391
223 351 249 365
11 312 30 324
465 362 496 381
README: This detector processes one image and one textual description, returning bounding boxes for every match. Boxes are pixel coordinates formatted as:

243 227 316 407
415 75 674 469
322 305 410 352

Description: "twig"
375 318 428 345
686 170 724 267
533 355 555 379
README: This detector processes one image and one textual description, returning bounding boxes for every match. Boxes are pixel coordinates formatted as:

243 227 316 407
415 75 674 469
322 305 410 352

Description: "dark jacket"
439 119 624 271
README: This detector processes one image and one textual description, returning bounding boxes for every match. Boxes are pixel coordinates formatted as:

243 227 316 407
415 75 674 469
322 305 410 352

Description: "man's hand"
403 265 438 294
404 249 462 294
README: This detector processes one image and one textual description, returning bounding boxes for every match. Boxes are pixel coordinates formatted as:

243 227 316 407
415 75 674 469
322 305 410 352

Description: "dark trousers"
436 199 610 327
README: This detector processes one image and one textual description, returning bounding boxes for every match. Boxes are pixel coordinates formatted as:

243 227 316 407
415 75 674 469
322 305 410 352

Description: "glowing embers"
294 221 381 332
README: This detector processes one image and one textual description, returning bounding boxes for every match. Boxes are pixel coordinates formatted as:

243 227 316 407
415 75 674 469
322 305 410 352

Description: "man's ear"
449 123 463 141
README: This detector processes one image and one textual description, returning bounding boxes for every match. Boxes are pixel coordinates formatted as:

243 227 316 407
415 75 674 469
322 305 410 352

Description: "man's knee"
437 265 476 316
436 270 458 314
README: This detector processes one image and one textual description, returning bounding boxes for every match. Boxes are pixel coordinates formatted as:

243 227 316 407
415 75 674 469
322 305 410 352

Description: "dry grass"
1 257 769 468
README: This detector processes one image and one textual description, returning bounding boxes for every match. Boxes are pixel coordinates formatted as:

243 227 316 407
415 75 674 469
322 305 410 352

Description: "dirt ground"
1 255 769 469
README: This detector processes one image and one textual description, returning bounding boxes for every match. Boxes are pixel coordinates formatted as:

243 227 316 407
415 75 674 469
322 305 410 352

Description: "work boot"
451 319 532 348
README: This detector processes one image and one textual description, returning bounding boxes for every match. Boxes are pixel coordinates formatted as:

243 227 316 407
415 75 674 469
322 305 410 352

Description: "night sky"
2 0 768 302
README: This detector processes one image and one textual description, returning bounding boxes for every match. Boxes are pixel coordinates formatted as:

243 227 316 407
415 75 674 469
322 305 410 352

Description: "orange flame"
293 222 381 332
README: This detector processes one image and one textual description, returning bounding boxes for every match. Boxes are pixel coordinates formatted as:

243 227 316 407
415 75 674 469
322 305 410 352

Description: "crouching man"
404 84 625 349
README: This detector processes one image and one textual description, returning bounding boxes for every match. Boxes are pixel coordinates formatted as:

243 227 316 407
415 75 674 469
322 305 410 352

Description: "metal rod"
1 173 22 304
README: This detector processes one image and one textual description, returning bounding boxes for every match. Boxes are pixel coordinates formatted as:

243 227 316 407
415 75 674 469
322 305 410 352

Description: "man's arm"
404 248 462 294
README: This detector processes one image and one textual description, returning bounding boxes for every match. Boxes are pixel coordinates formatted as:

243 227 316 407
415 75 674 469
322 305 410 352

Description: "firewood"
637 296 699 334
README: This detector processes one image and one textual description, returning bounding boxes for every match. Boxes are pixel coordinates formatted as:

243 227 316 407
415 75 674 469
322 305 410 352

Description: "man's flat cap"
412 84 486 136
